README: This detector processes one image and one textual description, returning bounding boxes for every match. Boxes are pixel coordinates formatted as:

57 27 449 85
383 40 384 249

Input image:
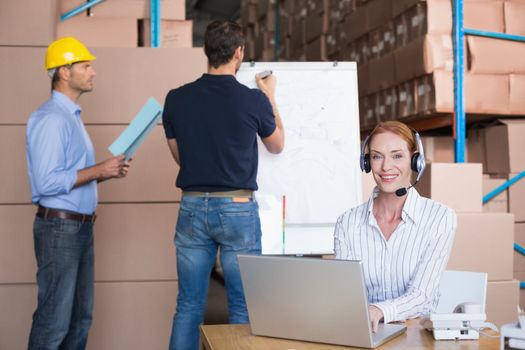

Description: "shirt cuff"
65 169 78 192
371 301 396 324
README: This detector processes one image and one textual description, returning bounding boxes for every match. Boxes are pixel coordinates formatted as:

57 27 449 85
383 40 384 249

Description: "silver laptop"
237 255 407 348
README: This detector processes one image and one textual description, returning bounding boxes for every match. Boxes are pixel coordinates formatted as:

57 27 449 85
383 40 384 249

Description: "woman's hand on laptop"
368 305 384 333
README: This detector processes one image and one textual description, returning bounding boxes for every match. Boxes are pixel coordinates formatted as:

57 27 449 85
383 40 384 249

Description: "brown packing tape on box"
505 1 525 36
464 1 504 33
140 19 193 48
446 212 514 281
0 282 179 350
468 36 525 74
59 0 186 20
416 162 483 213
0 0 58 46
0 203 179 283
486 280 520 327
57 16 138 48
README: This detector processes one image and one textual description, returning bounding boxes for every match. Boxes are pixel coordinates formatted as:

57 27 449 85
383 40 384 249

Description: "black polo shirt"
162 74 276 192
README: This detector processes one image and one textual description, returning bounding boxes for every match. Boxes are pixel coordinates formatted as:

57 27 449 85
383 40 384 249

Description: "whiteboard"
236 62 361 254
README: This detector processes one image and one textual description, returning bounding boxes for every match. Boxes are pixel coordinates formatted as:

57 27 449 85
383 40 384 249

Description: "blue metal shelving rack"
61 0 161 47
454 0 525 288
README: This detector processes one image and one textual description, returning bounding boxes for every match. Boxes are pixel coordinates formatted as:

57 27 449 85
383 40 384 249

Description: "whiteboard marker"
256 70 272 79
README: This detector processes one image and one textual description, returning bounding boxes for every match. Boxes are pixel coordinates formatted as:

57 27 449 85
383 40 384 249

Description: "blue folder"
108 97 163 160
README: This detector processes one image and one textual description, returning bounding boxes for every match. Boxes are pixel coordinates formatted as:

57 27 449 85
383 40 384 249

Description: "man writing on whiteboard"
162 19 284 350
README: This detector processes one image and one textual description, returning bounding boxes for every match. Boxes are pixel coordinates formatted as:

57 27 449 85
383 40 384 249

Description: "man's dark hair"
204 19 245 68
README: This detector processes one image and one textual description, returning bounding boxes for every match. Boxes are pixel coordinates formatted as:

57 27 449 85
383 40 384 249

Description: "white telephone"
424 302 498 340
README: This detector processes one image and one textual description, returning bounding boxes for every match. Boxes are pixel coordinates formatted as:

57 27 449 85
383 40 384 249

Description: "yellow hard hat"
45 37 96 70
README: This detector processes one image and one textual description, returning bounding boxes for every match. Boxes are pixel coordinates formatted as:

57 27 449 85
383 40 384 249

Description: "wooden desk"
200 320 499 350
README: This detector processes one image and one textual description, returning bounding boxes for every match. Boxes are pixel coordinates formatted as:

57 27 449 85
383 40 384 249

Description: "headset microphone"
395 180 419 197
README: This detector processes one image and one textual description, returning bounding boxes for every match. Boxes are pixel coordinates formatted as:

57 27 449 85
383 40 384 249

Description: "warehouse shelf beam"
482 171 525 204
452 0 466 163
61 0 106 21
464 29 525 43
150 0 161 47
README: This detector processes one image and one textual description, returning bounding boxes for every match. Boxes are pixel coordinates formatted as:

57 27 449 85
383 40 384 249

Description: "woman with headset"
334 121 457 332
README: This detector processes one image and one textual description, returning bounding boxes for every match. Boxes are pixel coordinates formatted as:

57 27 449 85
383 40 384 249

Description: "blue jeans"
28 216 94 350
169 196 262 350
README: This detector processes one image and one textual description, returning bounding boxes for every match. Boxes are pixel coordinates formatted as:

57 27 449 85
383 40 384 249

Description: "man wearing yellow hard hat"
26 37 131 349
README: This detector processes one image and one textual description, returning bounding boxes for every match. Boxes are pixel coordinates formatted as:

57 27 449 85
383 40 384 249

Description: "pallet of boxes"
0 0 207 349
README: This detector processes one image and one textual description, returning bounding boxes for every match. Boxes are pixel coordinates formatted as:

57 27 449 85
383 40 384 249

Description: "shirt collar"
52 90 82 118
366 186 421 224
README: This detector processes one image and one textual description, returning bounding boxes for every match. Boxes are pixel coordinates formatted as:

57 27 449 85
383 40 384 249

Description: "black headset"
360 127 426 196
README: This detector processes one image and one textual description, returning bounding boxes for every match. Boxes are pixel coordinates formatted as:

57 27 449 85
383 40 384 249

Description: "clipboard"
108 97 163 160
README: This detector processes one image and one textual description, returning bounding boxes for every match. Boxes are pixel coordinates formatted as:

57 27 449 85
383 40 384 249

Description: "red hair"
367 121 417 153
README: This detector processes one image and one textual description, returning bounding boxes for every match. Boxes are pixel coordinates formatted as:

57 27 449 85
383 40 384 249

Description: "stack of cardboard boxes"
58 0 192 48
240 0 525 127
0 1 207 348
241 0 277 60
467 120 525 311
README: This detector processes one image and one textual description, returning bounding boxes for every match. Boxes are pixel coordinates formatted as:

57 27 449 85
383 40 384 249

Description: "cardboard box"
0 282 178 350
91 125 182 202
397 79 417 118
140 19 193 48
505 1 525 36
59 0 185 20
464 1 504 33
413 71 453 114
417 71 509 115
394 34 453 84
57 16 138 48
78 48 206 124
405 1 452 40
416 163 483 213
0 284 37 350
485 120 525 174
341 5 367 43
0 203 179 283
421 136 455 163
486 280 520 327
240 2 257 26
510 75 525 114
0 47 51 125
482 175 509 214
305 36 327 61
467 127 487 172
509 174 525 222
468 36 525 74
304 13 329 43
367 53 396 93
290 17 305 50
0 126 31 204
514 223 525 271
0 206 36 283
366 0 392 32
0 0 58 46
447 213 514 281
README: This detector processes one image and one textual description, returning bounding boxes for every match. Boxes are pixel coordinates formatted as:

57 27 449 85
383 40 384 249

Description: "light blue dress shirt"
26 91 97 214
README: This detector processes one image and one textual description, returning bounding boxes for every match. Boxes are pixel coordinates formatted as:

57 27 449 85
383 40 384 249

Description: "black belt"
37 205 96 223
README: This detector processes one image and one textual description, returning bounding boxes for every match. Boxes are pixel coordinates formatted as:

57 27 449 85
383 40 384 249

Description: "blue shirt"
26 91 97 214
162 74 276 192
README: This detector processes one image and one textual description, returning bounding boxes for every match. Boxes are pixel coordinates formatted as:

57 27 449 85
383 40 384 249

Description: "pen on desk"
256 70 273 79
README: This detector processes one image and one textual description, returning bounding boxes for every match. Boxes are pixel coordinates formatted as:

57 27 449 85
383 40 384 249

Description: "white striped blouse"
334 187 457 323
